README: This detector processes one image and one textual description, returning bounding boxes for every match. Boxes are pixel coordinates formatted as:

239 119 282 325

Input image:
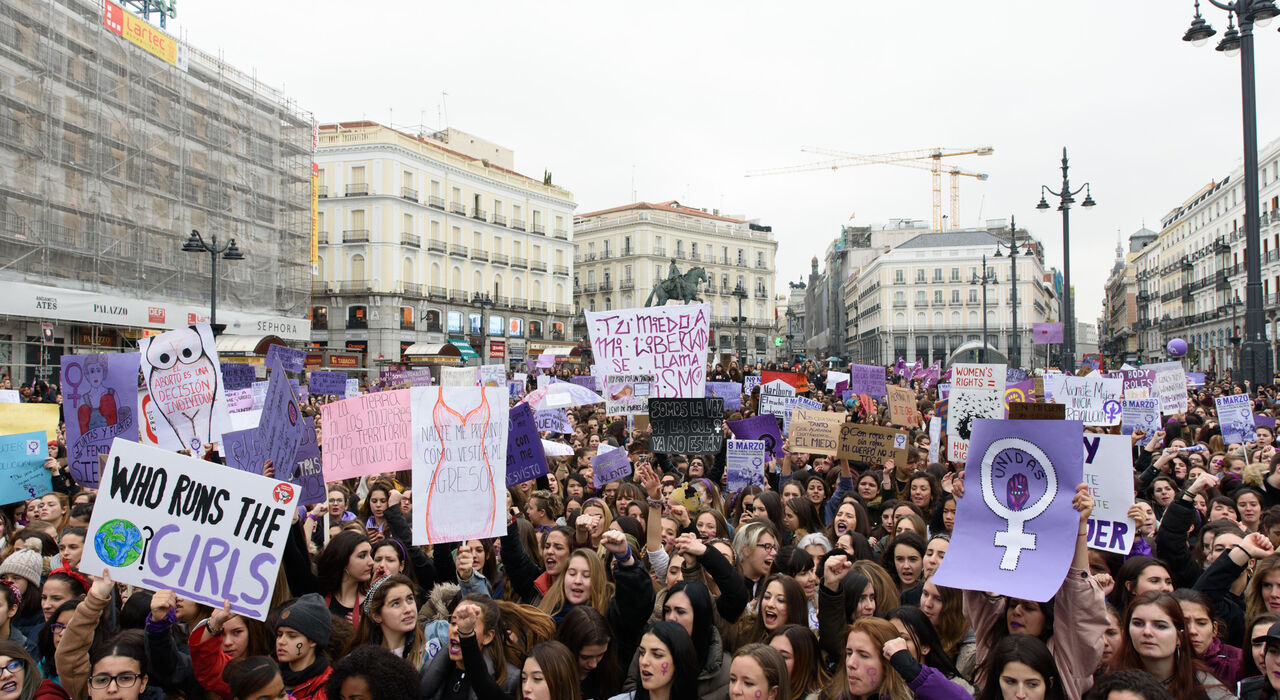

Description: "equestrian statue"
645 259 707 307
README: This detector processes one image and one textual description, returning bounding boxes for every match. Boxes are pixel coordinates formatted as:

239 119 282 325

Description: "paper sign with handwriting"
838 423 908 466
1083 434 1136 555
1148 362 1188 416
443 367 479 387
887 385 918 428
605 373 653 416
591 448 633 488
849 364 887 397
1008 402 1066 421
706 381 743 411
221 363 256 392
257 356 304 479
726 439 766 491
507 403 548 487
61 352 139 487
534 409 571 434
788 408 842 456
946 363 1006 464
758 380 796 431
586 303 711 398
265 344 305 373
308 371 348 396
320 390 411 482
138 324 231 455
0 432 53 505
479 364 506 388
649 398 725 454
1060 375 1123 427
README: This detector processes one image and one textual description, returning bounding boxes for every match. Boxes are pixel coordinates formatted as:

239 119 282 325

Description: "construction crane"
746 146 994 231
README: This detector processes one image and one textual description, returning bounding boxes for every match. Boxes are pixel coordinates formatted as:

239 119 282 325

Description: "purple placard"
534 408 572 434
706 381 743 410
221 426 267 474
60 352 141 487
1186 372 1206 388
289 418 325 505
1256 415 1276 430
849 364 887 398
1032 322 1064 345
1006 368 1029 384
536 353 556 369
932 418 1084 602
507 403 548 487
571 375 599 391
265 344 306 373
841 390 854 403
380 368 433 387
309 371 348 396
508 379 525 399
591 448 632 488
258 355 305 478
525 357 538 373
728 414 784 461
221 363 256 391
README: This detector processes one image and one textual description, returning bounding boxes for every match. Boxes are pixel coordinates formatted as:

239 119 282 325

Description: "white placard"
478 364 506 387
585 303 711 398
1148 361 1187 416
1082 434 1136 555
604 373 653 416
443 367 479 387
1060 376 1123 427
726 439 767 491
138 324 232 455
946 363 1006 464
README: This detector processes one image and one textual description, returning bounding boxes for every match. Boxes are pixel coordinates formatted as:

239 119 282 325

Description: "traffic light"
774 337 783 347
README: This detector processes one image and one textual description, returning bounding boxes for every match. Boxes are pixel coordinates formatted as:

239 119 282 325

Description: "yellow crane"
746 146 994 231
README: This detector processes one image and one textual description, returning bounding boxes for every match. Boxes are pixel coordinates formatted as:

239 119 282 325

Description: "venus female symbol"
979 437 1058 571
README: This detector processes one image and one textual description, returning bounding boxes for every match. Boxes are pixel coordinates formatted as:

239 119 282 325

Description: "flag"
895 356 907 377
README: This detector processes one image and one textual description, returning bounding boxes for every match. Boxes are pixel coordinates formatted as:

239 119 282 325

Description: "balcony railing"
449 243 468 256
311 280 331 294
491 252 509 265
428 286 447 300
450 201 466 215
755 289 768 299
471 207 486 221
400 232 420 247
398 282 423 296
317 186 328 198
653 247 666 256
600 279 613 291
492 214 506 227
755 262 768 270
338 279 371 293
428 195 444 209
531 261 547 272
469 248 489 262
343 229 369 243
511 256 529 269
427 239 446 253
530 300 548 312
510 298 528 310
400 187 418 201
449 289 469 303
345 183 369 196
583 282 598 293
553 264 569 275
554 304 572 315
554 228 568 239
511 218 525 231
620 278 634 290
584 252 597 261
531 223 545 235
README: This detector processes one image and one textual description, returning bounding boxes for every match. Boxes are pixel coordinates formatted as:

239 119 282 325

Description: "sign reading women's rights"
80 440 294 621
320 390 412 482
1121 399 1161 436
411 387 508 545
61 352 140 487
648 398 725 454
933 418 1084 602
585 303 711 399
138 324 232 456
1060 375 1123 427
604 373 653 416
1216 394 1257 444
946 364 1006 464
506 404 547 487
726 439 767 491
0 432 53 505
1083 434 1136 555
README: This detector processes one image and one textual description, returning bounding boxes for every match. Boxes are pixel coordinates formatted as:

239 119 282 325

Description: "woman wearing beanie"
0 551 46 643
274 594 333 700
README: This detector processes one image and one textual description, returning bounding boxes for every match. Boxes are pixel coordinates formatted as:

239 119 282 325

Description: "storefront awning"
540 346 572 357
214 334 287 356
450 339 480 361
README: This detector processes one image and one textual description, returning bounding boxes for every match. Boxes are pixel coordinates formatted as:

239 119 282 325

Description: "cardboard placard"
604 373 653 416
837 423 908 466
0 432 53 504
60 352 140 487
308 371 348 396
726 439 767 491
507 404 548 486
265 344 306 373
788 408 842 456
586 304 711 398
1008 402 1066 420
887 385 918 428
320 390 412 482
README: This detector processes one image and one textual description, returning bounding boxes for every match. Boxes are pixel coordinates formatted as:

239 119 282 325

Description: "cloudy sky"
173 1 1279 323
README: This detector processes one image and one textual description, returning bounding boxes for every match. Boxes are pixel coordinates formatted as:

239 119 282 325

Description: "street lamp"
1036 148 1095 371
1229 294 1245 379
472 292 493 365
785 307 796 363
732 283 748 360
181 229 244 331
1181 0 1277 389
994 216 1035 368
971 254 998 363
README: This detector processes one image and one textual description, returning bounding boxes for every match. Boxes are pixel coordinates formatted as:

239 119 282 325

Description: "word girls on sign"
80 440 293 621
585 303 711 399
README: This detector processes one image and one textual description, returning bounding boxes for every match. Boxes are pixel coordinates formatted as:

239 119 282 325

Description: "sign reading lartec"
103 1 186 71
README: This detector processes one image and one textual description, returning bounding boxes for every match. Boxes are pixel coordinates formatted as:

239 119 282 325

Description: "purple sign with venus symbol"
983 437 1056 570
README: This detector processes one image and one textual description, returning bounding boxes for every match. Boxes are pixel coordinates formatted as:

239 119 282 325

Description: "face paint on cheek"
867 668 878 683
661 662 669 676
296 643 302 654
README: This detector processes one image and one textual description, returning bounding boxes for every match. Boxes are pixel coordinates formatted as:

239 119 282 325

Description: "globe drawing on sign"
94 519 143 567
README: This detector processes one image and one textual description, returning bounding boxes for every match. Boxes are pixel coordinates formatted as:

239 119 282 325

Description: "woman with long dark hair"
605 621 699 700
1107 591 1233 699
556 605 621 700
974 634 1067 700
767 624 827 700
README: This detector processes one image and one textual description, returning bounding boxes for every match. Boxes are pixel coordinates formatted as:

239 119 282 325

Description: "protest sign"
221 428 268 474
81 439 293 620
788 408 842 456
250 381 268 409
0 391 16 404
61 352 139 487
380 368 433 387
591 448 632 488
946 363 1006 464
932 418 1084 601
320 390 411 482
837 424 908 466
825 371 851 391
345 378 360 399
743 375 761 394
507 404 548 487
649 398 725 454
1004 380 1034 411
411 387 508 545
0 432 52 504
728 415 784 461
1032 322 1063 344
1007 368 1029 384
443 367 479 387
257 356 304 482
1216 394 1257 444
928 417 941 464
887 386 918 428
586 304 711 398
762 370 809 394
508 380 524 399
308 371 348 396
726 439 767 491
1148 361 1188 416
534 409 571 434
1059 375 1123 427
137 324 232 455
1112 369 1155 399
264 344 305 373
570 375 599 392
288 418 325 505
938 384 950 400
227 389 253 413
1083 434 1136 555
1258 415 1277 431
221 363 256 392
758 380 796 431
605 373 653 416
1042 374 1065 403
706 382 743 411
536 375 551 390
1187 372 1206 388
849 363 890 396
938 399 948 434
228 409 261 432
1120 399 1161 436
1008 402 1066 421
479 364 506 388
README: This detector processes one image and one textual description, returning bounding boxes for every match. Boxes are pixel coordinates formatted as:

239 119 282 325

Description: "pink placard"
320 389 411 482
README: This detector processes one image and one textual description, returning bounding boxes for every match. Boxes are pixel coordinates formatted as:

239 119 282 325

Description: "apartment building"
313 124 576 370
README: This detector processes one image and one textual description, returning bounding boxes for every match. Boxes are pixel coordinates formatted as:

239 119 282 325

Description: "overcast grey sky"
173 1 1278 324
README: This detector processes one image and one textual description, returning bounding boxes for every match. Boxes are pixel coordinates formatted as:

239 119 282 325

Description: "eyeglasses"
49 623 66 634
756 542 778 553
0 659 23 674
88 673 141 689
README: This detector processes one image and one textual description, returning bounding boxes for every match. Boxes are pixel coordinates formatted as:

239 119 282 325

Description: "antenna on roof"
441 92 450 131
631 164 636 203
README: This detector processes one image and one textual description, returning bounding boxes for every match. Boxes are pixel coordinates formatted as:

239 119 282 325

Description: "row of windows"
577 266 768 294
327 255 568 303
312 306 564 337
584 236 769 268
891 265 1022 284
318 208 569 265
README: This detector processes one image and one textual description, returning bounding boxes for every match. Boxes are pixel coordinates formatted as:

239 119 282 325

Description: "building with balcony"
0 0 312 383
571 200 779 361
313 123 576 370
840 223 1059 367
1132 135 1280 374
1101 228 1156 364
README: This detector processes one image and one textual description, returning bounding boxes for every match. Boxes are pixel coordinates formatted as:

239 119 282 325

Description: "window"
508 318 523 338
400 306 414 331
951 267 960 282
934 290 943 304
624 235 632 255
951 290 961 303
469 313 482 335
895 269 905 283
489 315 504 337
894 291 906 306
969 289 978 303
424 310 442 333
737 249 745 266
529 320 542 339
676 240 684 257
447 311 463 334
916 269 926 283
757 251 765 268
347 305 367 329
691 242 698 258
915 291 927 305
310 306 327 331
934 268 943 282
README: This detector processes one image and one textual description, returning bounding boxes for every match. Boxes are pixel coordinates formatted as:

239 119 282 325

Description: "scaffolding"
0 0 313 323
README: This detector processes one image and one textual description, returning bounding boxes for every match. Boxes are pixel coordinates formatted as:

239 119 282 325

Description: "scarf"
280 656 329 690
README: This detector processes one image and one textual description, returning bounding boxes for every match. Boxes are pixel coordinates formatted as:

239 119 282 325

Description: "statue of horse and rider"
645 260 707 307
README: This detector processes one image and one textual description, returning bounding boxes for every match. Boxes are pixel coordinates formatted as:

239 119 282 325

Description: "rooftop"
576 200 745 223
896 230 1003 249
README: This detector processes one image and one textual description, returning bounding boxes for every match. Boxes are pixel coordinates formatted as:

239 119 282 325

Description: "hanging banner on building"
102 0 187 71
605 373 653 416
61 352 140 487
310 162 319 268
727 414 784 462
726 439 767 491
138 324 232 456
81 440 292 621
946 363 1007 464
0 432 53 505
649 398 725 454
586 304 710 399
411 387 508 545
932 418 1084 602
1216 394 1257 444
1059 375 1123 427
320 390 412 482
1083 434 1136 556
887 386 918 428
506 404 547 487
788 408 842 456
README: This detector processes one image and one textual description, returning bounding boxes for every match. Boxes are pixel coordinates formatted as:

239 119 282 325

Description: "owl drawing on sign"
145 326 217 452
